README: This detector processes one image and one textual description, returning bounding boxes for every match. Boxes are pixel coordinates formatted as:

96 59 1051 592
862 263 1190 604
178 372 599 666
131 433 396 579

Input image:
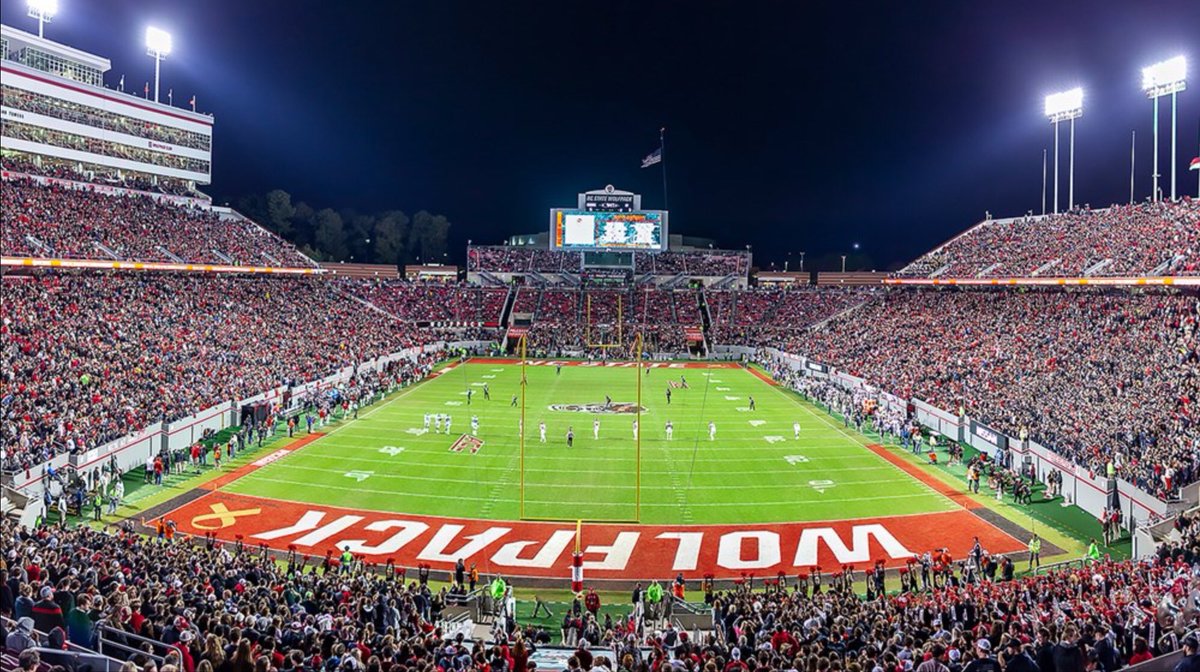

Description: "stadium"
1 2 1199 672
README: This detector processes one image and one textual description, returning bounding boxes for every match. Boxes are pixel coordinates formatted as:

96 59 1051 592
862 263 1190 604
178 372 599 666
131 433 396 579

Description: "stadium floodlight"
26 0 58 38
1044 88 1083 119
145 27 173 103
1142 56 1187 201
1045 87 1083 213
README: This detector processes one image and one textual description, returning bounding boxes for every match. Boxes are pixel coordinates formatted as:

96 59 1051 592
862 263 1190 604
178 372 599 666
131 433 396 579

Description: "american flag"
641 147 662 168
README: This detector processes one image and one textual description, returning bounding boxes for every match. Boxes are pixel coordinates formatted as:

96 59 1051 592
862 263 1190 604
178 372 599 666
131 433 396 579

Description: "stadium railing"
1 615 134 672
95 625 171 667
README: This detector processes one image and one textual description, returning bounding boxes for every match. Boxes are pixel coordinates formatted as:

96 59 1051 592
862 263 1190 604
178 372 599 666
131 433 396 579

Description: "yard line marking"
287 453 898 474
214 374 443 485
238 463 921 491
756 373 958 508
225 476 951 508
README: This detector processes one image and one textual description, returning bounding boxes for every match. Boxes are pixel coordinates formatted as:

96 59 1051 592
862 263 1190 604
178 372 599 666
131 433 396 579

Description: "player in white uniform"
593 418 600 440
709 421 717 441
632 420 639 440
424 413 431 430
445 415 452 434
794 421 801 439
435 414 443 433
471 415 479 435
539 421 547 443
665 420 673 440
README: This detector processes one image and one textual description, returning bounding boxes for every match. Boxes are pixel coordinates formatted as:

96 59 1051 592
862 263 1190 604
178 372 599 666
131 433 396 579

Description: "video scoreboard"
550 209 667 251
551 185 667 251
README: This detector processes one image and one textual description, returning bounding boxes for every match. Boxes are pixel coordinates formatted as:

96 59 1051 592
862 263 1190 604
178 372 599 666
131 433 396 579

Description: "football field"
220 359 959 525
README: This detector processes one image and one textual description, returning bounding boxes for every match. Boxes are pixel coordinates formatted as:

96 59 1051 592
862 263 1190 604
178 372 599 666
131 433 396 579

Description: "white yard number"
379 446 406 457
764 435 786 444
808 479 835 493
784 455 809 465
344 471 374 482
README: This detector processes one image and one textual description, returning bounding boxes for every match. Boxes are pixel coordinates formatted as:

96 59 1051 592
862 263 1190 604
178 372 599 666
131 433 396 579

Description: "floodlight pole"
1171 89 1178 201
1068 116 1076 210
36 14 46 38
152 53 162 103
1152 95 1159 202
1053 120 1060 214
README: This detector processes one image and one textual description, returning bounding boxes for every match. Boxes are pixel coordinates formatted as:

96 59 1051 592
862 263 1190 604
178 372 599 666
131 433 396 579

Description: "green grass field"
220 360 959 525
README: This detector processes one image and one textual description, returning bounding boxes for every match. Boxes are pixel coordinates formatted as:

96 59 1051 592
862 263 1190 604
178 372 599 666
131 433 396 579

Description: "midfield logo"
449 434 484 453
548 402 647 414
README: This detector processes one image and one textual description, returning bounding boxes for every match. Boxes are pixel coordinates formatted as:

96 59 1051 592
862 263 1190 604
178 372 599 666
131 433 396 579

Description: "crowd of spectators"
351 282 507 324
466 247 749 277
795 289 1200 499
0 274 424 473
514 287 699 356
5 507 1200 672
0 517 555 672
707 288 868 347
644 251 748 276
697 554 1198 672
2 153 198 197
897 200 1200 278
466 247 582 274
1 178 312 267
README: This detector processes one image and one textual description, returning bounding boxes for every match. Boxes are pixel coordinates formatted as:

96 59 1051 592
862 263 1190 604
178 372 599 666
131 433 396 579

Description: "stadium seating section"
897 200 1200 278
0 274 420 473
1 177 313 266
706 287 868 346
797 290 1200 499
467 246 749 276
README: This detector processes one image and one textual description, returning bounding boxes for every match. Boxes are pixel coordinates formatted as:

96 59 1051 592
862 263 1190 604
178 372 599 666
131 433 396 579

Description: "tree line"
233 189 452 266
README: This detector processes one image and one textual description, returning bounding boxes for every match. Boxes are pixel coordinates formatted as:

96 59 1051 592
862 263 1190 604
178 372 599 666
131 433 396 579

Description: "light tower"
1142 56 1187 202
145 27 173 104
1044 88 1083 214
26 0 58 38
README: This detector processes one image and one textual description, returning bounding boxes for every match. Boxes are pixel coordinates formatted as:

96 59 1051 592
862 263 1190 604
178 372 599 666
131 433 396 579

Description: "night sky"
6 0 1198 270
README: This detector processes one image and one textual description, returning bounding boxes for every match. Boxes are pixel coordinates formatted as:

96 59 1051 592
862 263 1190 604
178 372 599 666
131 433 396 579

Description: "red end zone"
161 490 1023 581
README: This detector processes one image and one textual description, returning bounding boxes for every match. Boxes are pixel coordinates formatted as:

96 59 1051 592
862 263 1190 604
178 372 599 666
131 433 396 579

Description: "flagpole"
659 127 669 211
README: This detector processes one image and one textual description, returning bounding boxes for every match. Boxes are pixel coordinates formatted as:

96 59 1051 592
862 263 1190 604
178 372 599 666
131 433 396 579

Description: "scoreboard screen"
550 209 667 250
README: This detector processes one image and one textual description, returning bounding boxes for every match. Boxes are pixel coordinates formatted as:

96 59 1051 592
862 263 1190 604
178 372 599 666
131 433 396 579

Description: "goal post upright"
519 333 528 520
634 330 643 521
